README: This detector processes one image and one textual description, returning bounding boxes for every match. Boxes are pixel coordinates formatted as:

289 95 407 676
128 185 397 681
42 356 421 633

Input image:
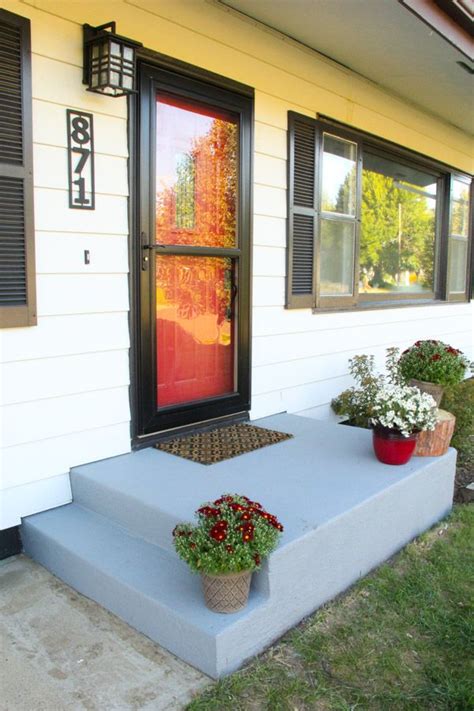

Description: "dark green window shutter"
0 9 35 328
286 112 317 308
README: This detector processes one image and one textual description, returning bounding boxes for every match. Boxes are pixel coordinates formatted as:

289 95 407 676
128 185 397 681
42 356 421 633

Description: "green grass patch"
442 378 474 468
188 506 474 711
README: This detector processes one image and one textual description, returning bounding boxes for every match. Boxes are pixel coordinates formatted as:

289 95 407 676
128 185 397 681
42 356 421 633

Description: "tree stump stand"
415 409 456 457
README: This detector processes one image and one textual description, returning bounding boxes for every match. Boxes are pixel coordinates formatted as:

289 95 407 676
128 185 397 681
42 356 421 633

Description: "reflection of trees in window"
451 186 469 237
359 171 435 293
155 117 237 321
156 118 237 248
156 256 232 326
175 153 196 229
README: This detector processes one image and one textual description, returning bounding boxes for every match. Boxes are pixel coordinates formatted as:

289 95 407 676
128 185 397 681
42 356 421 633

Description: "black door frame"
129 58 253 444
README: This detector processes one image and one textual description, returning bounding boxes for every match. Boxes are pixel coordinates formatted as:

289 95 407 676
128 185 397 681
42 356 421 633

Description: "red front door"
137 66 252 437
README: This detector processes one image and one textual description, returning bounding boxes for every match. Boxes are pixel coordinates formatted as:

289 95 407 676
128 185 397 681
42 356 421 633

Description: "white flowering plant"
370 383 438 438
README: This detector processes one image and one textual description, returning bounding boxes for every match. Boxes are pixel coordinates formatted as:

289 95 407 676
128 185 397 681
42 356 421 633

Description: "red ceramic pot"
372 426 418 465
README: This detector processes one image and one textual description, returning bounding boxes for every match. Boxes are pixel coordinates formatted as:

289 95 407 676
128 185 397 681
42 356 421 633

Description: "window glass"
360 152 437 295
448 179 470 293
321 133 357 216
448 238 468 294
450 179 469 238
320 219 355 296
155 94 238 247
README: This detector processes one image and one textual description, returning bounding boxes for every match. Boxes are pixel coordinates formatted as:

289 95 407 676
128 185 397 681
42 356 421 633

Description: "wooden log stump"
415 409 456 457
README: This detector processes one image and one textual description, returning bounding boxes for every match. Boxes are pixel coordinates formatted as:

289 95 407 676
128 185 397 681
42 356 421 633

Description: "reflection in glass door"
155 96 238 408
137 67 252 437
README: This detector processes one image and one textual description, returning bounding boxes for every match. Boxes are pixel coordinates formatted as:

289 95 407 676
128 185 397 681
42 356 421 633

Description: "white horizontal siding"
253 303 474 337
253 215 286 248
2 423 131 490
34 188 128 234
3 388 130 448
255 122 287 159
0 1 132 528
34 144 129 196
0 313 130 362
254 92 314 130
253 246 286 278
254 153 286 189
33 99 128 157
37 274 129 316
36 233 128 275
1 475 72 529
252 313 473 368
254 185 287 219
32 54 127 119
253 277 285 307
1 351 130 405
283 376 354 414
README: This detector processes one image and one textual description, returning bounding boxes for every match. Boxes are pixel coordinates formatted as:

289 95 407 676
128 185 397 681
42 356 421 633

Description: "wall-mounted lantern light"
83 22 142 97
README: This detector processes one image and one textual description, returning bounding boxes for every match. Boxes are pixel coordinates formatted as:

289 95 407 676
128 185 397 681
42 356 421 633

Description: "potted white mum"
370 384 438 465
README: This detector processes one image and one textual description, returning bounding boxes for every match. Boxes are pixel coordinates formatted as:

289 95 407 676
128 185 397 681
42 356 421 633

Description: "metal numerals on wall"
67 109 95 209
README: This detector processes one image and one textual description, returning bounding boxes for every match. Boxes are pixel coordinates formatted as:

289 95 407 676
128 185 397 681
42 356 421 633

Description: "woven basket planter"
409 378 444 407
201 570 252 613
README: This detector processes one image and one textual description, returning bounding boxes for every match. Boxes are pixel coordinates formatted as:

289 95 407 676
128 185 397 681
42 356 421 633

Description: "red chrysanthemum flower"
209 523 227 542
198 506 221 518
431 354 441 361
226 545 234 554
237 522 254 542
254 554 261 566
229 502 246 512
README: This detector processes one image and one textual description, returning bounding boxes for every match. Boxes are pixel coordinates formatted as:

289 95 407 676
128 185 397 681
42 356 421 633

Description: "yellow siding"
16 0 474 171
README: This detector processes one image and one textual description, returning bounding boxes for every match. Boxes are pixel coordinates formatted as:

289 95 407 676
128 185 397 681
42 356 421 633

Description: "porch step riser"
71 474 178 553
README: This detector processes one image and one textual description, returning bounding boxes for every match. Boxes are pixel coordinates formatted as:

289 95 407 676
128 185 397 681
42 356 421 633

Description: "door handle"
141 232 151 271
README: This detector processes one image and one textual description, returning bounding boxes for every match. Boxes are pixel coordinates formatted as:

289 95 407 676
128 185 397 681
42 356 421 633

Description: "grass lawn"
188 504 474 711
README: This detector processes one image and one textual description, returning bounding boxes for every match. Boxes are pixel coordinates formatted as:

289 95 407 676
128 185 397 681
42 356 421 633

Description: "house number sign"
67 109 95 209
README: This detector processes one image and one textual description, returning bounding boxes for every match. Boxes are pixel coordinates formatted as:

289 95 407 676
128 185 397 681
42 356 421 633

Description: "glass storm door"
137 67 251 437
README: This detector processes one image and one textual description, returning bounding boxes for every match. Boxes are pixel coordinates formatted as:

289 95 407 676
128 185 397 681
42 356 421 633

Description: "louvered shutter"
286 112 317 308
0 9 35 328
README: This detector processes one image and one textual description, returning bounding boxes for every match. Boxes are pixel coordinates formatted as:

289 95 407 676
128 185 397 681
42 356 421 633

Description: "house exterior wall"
1 0 472 529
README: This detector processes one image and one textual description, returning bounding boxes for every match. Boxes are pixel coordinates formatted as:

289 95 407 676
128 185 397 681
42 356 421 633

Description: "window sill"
311 298 469 314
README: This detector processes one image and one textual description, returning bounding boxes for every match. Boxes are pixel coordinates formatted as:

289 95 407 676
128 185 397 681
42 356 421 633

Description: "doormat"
155 423 293 465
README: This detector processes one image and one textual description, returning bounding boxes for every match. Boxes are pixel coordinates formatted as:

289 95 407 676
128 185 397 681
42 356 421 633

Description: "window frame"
446 172 472 302
286 113 473 311
0 9 36 329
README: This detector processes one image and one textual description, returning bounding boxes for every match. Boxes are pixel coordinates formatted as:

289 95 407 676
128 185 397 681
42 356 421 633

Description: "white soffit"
219 0 474 135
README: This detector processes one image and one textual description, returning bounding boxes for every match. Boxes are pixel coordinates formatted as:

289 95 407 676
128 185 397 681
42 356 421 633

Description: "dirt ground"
0 556 210 711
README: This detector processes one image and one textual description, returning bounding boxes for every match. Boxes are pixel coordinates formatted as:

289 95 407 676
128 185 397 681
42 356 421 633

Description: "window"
287 114 473 310
448 178 470 297
0 9 36 328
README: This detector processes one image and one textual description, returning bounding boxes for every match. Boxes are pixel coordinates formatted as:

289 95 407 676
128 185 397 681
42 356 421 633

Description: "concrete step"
22 415 457 678
21 503 270 678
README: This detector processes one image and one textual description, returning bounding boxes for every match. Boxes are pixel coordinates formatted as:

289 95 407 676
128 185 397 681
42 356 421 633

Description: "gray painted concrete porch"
22 414 456 678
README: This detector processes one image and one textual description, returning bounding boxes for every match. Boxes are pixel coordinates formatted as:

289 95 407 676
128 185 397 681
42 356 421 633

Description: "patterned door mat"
155 423 293 465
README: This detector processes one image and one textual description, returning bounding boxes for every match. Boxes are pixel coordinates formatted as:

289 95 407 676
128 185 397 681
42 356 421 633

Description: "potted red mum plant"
173 494 283 613
398 340 471 406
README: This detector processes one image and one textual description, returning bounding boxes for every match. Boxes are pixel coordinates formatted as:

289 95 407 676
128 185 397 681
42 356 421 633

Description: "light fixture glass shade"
83 23 142 97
